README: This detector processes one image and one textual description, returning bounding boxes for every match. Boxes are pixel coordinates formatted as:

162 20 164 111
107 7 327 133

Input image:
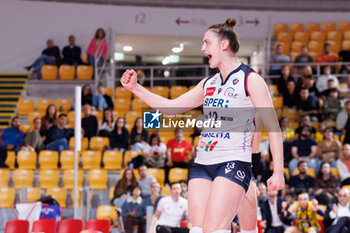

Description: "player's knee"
190 226 203 233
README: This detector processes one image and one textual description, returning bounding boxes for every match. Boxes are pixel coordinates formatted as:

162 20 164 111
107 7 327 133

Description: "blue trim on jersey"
219 63 243 86
202 74 216 90
241 64 255 97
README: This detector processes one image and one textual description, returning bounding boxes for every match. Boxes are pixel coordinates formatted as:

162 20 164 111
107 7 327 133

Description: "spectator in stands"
295 115 317 139
143 133 167 168
130 117 149 151
25 39 61 79
112 168 138 207
294 46 314 74
316 65 339 93
98 108 115 137
281 130 293 167
259 189 290 233
339 76 350 101
92 83 109 111
137 164 157 198
323 188 350 233
314 162 339 205
86 28 108 68
258 182 268 205
317 127 341 167
148 182 190 233
275 65 294 95
45 114 73 154
337 144 350 187
62 35 82 67
179 180 188 199
289 161 315 196
268 43 291 75
322 88 342 121
320 79 337 99
336 100 350 135
142 182 162 214
339 45 350 74
316 43 339 72
24 117 45 152
110 117 129 152
164 128 192 185
296 87 320 121
283 80 297 108
122 185 146 233
81 103 98 139
40 104 57 138
296 65 313 92
82 84 93 106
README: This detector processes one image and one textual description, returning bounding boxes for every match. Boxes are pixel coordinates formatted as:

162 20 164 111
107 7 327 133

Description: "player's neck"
218 56 241 81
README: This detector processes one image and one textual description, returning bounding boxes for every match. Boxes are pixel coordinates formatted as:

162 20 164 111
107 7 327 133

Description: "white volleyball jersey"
196 63 256 165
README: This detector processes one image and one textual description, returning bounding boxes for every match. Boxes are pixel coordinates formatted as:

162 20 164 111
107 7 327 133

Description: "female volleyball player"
121 18 284 233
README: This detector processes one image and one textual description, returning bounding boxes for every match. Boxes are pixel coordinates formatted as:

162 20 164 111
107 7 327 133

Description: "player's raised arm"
120 69 205 114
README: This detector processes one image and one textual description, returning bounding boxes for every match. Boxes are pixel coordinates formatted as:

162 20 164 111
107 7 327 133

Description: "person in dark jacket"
62 35 82 67
45 114 73 154
81 103 98 139
110 117 129 152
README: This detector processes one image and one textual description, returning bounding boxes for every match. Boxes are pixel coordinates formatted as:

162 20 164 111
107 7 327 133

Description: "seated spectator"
317 127 341 167
268 43 291 75
290 126 319 174
319 79 337 99
98 108 116 137
24 118 45 152
260 189 290 233
275 65 294 95
316 43 339 72
82 84 93 106
179 180 188 199
62 35 82 67
130 117 149 152
339 76 350 101
289 161 315 196
143 133 167 168
294 46 314 74
110 117 129 152
40 104 57 138
45 114 73 154
122 185 146 233
336 144 350 187
148 182 190 233
137 164 157 198
323 188 350 233
295 115 317 139
296 88 320 122
314 162 339 205
283 80 297 108
81 103 98 139
142 182 162 214
92 83 109 111
86 28 108 68
316 66 340 93
25 39 61 79
258 182 268 205
164 128 192 185
112 168 138 207
339 46 350 74
336 100 350 135
0 116 24 167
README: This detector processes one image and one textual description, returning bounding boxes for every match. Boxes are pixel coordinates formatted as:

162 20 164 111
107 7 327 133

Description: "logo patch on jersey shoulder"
233 78 239 85
205 87 216 96
210 77 217 85
225 162 235 174
224 87 237 98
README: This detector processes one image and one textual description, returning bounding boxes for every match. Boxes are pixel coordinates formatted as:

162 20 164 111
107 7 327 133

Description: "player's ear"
221 39 230 51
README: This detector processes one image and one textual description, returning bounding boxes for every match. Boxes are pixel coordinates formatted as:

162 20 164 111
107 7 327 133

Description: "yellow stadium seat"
90 110 103 122
161 185 171 196
56 99 72 113
41 65 57 80
284 168 290 180
69 137 88 151
293 168 315 177
282 108 298 121
109 187 115 201
63 169 84 189
103 150 123 170
268 84 278 97
67 111 75 128
114 98 131 111
272 97 283 108
316 132 323 143
27 112 44 125
90 136 109 151
124 150 140 166
37 98 54 115
306 23 321 33
159 132 175 144
290 52 300 62
274 23 289 36
291 41 307 53
331 167 339 177
322 22 337 32
308 41 323 53
308 51 321 61
77 65 93 80
169 168 188 183
5 151 15 169
105 87 113 98
323 120 336 127
19 124 33 134
17 151 36 169
339 22 350 32
13 170 33 188
82 150 102 169
97 205 118 226
132 99 148 112
23 188 41 202
39 170 60 189
60 150 75 169
170 86 188 99
290 23 304 33
46 187 67 208
88 169 108 190
148 168 165 186
310 31 326 42
327 31 342 42
125 111 142 125
327 40 341 53
342 40 350 50
17 99 35 115
0 169 9 187
0 188 15 208
115 86 132 100
277 32 292 43
59 65 75 80
152 86 169 98
113 110 126 119
276 42 290 55
39 150 58 169
293 32 309 43
344 31 350 40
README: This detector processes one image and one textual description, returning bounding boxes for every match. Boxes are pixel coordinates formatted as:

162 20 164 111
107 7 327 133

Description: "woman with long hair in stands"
112 168 138 207
40 104 57 139
98 108 116 137
121 18 284 233
86 28 108 68
130 117 149 152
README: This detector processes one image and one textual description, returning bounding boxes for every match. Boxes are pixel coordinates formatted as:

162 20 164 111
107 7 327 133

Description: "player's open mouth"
207 54 212 62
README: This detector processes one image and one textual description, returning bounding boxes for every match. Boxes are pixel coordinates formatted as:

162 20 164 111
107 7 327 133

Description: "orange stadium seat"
344 31 350 40
113 110 126 119
339 22 350 32
291 41 307 53
170 86 188 99
342 40 350 50
0 188 15 208
132 98 148 111
308 51 321 61
97 205 118 227
115 86 132 100
105 87 113 98
56 99 72 113
60 150 74 169
23 188 41 202
290 52 300 62
39 169 60 189
81 150 102 169
90 110 103 122
290 23 304 33
77 65 93 80
37 98 54 115
327 40 341 53
327 31 342 42
46 188 67 208
152 86 169 98
90 136 109 151
124 150 140 166
103 150 123 170
59 65 75 80
310 31 326 42
0 169 9 187
331 167 339 177
306 23 321 33
17 150 36 169
5 151 15 169
63 169 84 189
169 168 188 183
20 124 33 133
67 111 75 128
273 23 289 36
39 150 59 169
125 111 142 125
27 111 44 125
272 97 283 108
277 32 292 43
148 168 165 186
88 169 108 190
114 98 131 111
293 32 309 43
308 41 323 53
322 22 337 32
41 65 57 80
13 169 34 188
17 99 34 115
282 108 298 121
69 137 88 151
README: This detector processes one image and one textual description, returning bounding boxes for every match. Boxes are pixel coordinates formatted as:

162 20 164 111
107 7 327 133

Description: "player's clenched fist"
120 69 138 91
